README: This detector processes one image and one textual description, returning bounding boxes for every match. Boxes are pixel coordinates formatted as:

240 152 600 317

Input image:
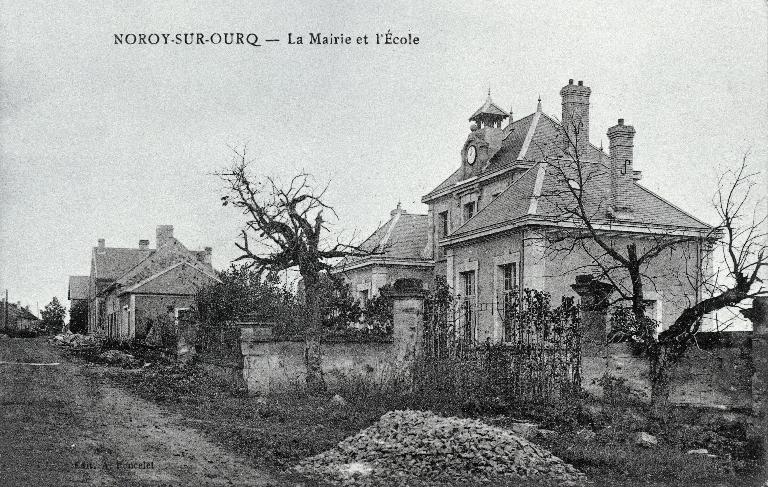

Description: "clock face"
466 145 477 165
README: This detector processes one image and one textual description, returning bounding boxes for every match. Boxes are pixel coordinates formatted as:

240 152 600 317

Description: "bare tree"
534 120 767 402
218 147 374 393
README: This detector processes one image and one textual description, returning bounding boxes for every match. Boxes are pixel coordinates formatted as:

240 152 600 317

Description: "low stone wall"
242 338 399 392
198 280 427 394
590 337 752 409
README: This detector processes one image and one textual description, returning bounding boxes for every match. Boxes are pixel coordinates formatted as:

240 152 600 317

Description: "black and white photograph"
1 1 767 485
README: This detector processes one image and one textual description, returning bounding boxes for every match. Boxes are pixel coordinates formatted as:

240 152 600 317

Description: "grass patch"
105 361 763 486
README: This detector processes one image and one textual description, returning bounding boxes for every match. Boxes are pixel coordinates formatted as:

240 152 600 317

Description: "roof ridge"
516 111 542 161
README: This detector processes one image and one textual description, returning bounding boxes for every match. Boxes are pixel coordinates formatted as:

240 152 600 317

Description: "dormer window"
463 201 476 222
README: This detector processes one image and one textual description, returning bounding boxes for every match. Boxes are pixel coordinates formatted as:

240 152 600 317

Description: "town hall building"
339 79 713 342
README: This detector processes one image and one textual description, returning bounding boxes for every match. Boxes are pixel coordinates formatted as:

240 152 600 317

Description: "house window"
460 270 476 341
438 211 449 237
175 307 192 327
437 211 449 259
502 263 517 292
500 263 518 341
358 289 369 307
463 201 476 222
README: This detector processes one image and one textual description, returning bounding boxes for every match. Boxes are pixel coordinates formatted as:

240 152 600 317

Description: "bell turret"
468 90 509 129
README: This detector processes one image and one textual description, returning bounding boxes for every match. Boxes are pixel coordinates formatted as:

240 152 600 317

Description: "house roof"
68 276 89 301
469 95 509 121
423 110 610 201
112 237 217 290
336 207 431 270
447 160 712 241
1 301 39 323
93 247 152 281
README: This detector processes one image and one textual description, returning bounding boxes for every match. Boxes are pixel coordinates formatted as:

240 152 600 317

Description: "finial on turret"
536 95 542 112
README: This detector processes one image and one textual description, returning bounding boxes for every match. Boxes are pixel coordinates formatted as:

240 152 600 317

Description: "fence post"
743 296 768 474
570 274 613 394
176 318 197 364
383 279 427 371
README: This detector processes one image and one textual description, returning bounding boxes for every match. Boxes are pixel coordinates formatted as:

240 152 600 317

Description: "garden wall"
197 284 426 394
573 275 760 412
241 339 398 392
592 335 753 410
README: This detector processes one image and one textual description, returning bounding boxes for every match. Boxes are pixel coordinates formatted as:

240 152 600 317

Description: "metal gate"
422 289 581 403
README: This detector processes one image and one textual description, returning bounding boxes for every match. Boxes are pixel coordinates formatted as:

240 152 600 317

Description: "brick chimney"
97 238 106 254
202 247 212 265
138 239 149 250
390 202 406 217
156 225 174 248
607 118 636 216
607 118 635 172
560 79 592 154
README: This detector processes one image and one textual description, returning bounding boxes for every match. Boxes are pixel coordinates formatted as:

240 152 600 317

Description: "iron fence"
421 289 582 403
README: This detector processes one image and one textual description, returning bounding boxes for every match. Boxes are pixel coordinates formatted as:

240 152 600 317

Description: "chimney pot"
578 80 583 86
139 239 149 250
618 118 624 125
568 79 574 84
97 239 105 249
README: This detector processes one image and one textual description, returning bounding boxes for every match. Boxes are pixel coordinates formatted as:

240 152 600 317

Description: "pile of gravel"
294 409 587 485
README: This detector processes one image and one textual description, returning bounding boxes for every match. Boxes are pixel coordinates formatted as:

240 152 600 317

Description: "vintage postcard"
1 1 766 486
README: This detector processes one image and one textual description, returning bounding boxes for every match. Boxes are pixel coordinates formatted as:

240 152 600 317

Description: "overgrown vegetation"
193 265 394 344
106 358 760 486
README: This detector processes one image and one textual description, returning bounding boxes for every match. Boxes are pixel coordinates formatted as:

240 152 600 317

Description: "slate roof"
68 276 89 301
1 301 39 323
338 209 431 269
469 95 509 120
424 111 609 200
112 238 216 291
93 247 152 281
447 161 711 240
92 236 217 298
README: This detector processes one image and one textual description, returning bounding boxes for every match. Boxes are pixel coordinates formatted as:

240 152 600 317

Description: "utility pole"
3 289 8 331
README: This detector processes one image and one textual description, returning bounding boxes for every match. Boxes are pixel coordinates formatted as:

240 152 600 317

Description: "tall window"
463 202 476 222
500 263 518 341
460 270 476 341
437 211 449 259
438 211 449 237
502 263 517 293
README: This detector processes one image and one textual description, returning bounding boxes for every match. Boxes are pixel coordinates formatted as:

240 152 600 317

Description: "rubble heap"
50 331 99 349
293 409 587 485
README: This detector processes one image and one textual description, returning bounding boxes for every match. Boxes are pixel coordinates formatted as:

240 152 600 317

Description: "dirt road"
0 337 285 486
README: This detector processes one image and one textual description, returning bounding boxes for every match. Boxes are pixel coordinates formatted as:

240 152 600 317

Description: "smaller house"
0 300 41 332
334 203 432 305
73 225 220 340
68 276 88 308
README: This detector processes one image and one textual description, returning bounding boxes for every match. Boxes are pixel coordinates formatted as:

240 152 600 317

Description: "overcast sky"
1 0 766 314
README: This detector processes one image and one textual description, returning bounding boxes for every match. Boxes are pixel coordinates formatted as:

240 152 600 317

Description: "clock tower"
461 91 508 179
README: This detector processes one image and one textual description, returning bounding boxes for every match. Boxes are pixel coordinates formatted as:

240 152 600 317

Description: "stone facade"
411 80 714 341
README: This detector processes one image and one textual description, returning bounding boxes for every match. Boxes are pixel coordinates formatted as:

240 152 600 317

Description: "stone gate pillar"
571 274 614 394
743 297 768 474
383 279 427 372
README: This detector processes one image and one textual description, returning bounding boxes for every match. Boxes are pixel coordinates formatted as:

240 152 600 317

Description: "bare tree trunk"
649 348 671 417
303 276 326 394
